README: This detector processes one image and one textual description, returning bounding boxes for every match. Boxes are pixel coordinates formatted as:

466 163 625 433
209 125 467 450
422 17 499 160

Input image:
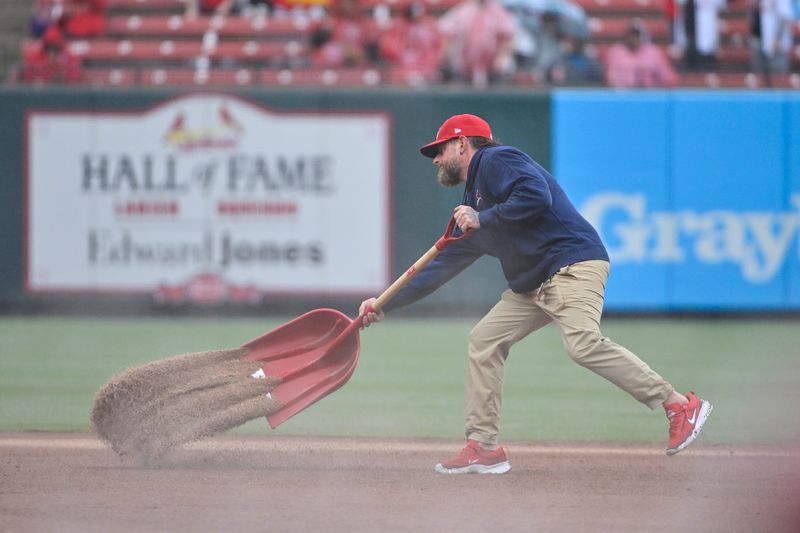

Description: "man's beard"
437 159 462 187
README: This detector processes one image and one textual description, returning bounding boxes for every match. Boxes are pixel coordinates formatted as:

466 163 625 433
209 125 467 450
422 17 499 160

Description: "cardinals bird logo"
164 104 244 151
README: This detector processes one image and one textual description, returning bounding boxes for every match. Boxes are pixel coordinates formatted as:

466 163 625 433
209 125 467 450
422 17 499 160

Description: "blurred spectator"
551 34 603 84
379 2 442 82
240 0 274 16
748 0 794 77
664 0 679 48
516 9 601 86
30 0 64 39
604 23 679 87
22 25 83 84
530 10 565 81
504 0 588 69
272 0 330 18
62 0 107 37
183 0 238 18
438 0 518 86
309 0 381 67
673 0 725 69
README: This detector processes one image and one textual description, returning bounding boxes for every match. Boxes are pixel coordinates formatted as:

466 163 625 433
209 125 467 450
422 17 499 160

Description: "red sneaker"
434 440 511 474
665 391 713 456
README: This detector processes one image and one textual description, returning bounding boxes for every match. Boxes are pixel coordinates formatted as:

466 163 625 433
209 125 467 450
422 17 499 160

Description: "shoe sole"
666 399 713 456
434 461 511 474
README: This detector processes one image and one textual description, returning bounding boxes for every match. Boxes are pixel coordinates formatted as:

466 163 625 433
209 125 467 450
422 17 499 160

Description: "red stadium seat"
590 42 751 67
261 67 384 87
571 0 662 14
33 38 308 64
135 67 390 87
83 67 138 85
719 17 749 38
213 40 307 61
588 16 669 40
358 0 462 13
717 46 750 64
680 71 800 88
66 39 205 60
140 67 257 85
106 0 183 9
106 14 314 38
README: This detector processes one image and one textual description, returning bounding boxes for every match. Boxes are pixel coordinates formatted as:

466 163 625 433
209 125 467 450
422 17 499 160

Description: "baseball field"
2 315 800 532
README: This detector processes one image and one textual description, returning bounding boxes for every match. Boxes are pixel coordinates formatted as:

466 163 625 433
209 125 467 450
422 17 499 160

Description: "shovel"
241 216 470 428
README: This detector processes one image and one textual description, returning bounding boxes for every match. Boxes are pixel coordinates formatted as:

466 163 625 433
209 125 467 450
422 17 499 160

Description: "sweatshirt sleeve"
477 155 553 228
382 237 483 312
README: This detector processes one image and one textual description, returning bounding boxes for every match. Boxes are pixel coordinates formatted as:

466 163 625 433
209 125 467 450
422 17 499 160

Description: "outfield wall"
554 90 800 311
1 87 797 313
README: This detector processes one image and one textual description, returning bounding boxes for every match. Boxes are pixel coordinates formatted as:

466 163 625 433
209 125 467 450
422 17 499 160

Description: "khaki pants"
465 260 674 446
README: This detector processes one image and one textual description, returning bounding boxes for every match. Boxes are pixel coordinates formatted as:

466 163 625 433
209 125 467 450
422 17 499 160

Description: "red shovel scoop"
241 216 470 428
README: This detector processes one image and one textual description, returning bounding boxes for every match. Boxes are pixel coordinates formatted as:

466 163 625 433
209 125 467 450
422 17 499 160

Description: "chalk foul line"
0 434 797 459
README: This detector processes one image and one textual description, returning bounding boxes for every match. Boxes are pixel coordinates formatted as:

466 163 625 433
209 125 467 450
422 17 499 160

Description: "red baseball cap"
42 25 65 47
419 114 493 158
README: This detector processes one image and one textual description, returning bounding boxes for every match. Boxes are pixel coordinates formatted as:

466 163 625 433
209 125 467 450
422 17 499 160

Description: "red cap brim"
419 138 449 158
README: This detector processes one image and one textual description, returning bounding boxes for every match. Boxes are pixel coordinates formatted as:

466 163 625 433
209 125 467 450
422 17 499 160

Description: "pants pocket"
550 262 608 312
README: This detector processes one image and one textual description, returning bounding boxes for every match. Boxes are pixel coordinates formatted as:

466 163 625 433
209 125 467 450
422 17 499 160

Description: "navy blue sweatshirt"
384 145 609 312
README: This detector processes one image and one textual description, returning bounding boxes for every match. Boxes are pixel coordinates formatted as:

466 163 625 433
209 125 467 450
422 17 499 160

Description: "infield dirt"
1 433 799 533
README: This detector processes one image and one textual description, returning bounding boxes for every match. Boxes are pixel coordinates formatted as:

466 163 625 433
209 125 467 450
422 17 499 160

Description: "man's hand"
454 205 480 233
359 298 384 328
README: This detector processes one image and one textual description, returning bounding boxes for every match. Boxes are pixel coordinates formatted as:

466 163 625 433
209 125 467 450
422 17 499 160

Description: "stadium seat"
134 67 396 87
588 16 669 40
66 39 206 61
83 67 137 85
22 38 309 65
140 67 257 85
261 67 384 87
214 40 307 61
571 0 662 14
106 14 314 38
106 0 183 10
680 71 800 88
358 0 461 14
719 17 749 38
589 42 752 68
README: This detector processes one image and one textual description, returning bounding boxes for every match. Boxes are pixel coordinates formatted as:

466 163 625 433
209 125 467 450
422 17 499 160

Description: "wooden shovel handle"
371 216 471 312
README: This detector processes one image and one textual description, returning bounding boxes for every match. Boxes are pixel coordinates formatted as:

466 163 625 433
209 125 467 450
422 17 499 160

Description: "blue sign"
553 90 800 311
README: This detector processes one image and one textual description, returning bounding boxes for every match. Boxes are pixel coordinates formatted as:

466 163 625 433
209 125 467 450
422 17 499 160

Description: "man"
23 25 83 84
604 23 679 88
359 114 712 474
437 0 517 87
673 0 725 69
749 0 794 77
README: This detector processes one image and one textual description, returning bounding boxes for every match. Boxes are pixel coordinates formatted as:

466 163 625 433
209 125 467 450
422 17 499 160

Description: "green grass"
2 316 799 446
